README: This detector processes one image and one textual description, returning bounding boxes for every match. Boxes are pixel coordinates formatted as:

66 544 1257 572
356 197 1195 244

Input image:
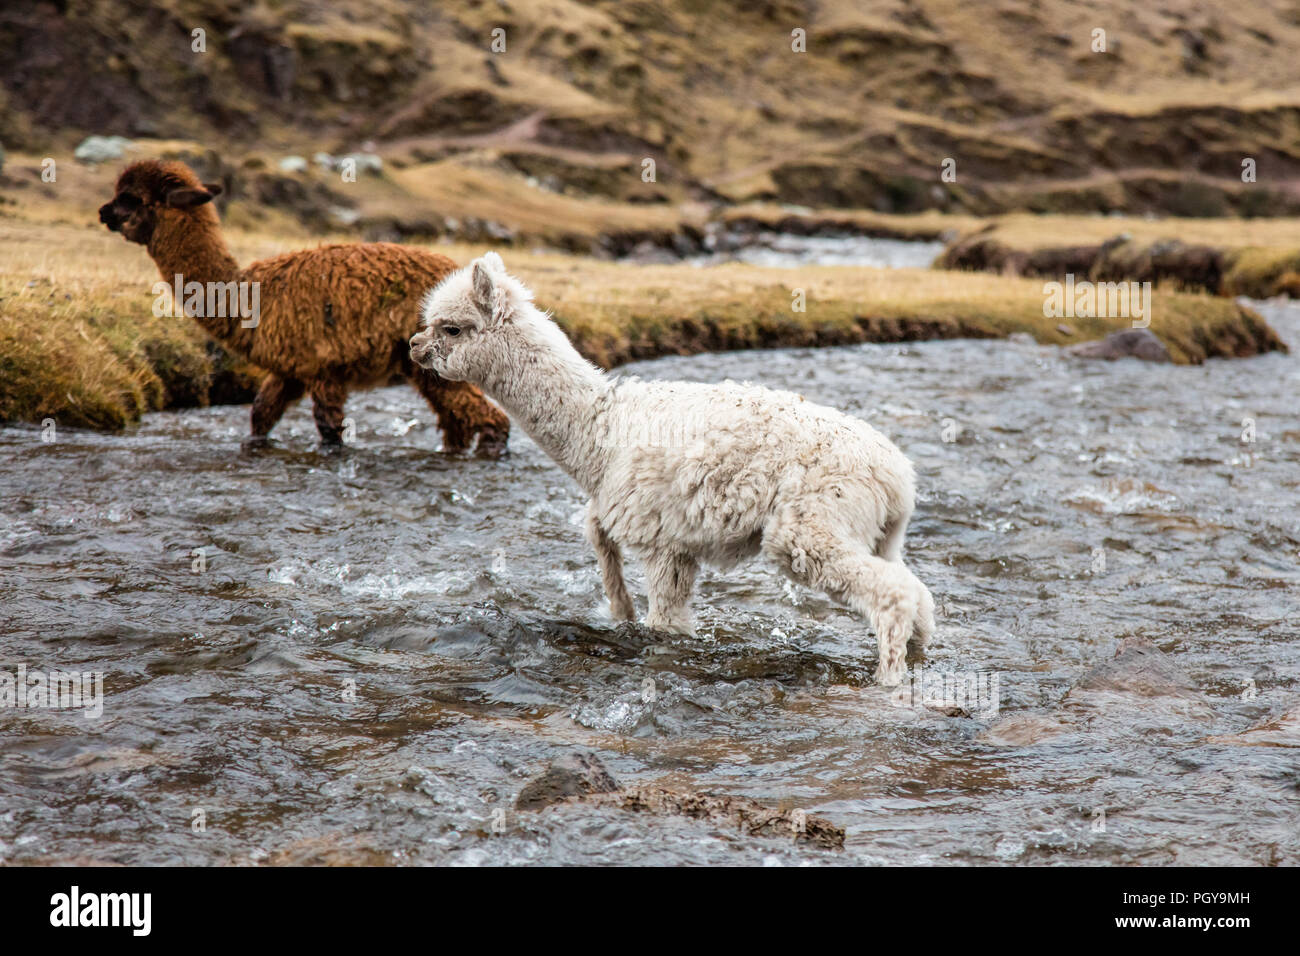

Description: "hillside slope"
4 0 1300 216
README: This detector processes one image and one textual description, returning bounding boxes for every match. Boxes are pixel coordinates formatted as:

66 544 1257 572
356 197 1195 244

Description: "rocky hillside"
5 0 1300 217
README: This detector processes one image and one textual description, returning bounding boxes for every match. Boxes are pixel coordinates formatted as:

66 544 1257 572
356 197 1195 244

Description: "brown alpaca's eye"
443 326 461 337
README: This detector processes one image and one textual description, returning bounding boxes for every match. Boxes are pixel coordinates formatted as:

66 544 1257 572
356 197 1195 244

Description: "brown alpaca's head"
98 160 223 246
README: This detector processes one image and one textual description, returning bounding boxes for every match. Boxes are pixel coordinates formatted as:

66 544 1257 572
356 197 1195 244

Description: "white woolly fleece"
412 253 936 685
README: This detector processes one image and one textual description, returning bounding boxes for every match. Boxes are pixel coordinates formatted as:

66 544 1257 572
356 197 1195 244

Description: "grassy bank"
933 213 1300 297
721 206 1300 298
0 219 1285 432
7 146 1300 297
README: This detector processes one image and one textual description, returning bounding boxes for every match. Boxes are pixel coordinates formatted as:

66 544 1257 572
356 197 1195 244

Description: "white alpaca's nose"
409 333 436 368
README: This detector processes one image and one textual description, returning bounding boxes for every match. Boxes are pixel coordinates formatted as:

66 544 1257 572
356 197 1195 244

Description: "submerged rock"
1207 701 1300 747
980 641 1214 744
1064 636 1214 723
978 712 1071 746
584 786 845 850
516 751 844 849
514 751 620 810
1067 328 1172 363
1069 637 1202 698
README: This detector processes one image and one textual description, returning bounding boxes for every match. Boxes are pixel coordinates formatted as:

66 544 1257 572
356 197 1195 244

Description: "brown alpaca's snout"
98 201 121 231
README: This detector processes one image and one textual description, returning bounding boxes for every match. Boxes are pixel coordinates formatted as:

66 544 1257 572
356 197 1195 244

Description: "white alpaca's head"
410 252 537 383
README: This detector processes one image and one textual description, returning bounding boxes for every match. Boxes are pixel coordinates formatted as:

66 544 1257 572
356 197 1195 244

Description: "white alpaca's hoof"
645 618 694 637
875 664 907 688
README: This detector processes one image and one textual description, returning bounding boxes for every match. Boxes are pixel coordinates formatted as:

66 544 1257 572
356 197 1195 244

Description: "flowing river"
1 296 1297 866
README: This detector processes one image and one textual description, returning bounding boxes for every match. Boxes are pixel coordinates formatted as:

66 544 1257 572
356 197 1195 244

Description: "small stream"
1 286 1297 865
692 232 946 269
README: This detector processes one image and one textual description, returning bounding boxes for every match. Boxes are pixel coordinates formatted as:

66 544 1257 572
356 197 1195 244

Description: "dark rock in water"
1207 700 1300 747
514 752 620 810
516 751 845 849
1071 637 1200 697
982 641 1215 744
1064 636 1213 723
1067 328 1171 363
984 640 1215 744
978 712 1071 746
586 787 845 850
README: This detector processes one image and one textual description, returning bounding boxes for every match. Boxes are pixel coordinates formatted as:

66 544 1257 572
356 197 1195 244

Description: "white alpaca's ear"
471 261 495 318
480 251 506 274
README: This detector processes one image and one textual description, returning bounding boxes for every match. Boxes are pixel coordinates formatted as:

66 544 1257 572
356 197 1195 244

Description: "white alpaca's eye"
443 325 461 337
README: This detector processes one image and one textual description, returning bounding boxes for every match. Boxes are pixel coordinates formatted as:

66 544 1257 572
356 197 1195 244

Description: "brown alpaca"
98 159 510 454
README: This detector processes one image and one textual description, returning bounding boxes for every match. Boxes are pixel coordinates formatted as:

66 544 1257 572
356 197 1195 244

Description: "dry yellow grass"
8 143 1298 298
513 251 1281 368
962 214 1300 251
723 205 1300 251
390 159 696 243
0 218 1281 430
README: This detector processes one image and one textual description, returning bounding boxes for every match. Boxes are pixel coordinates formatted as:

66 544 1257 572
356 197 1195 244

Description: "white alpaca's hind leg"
766 524 918 686
585 508 634 621
869 505 936 655
835 554 919 686
910 569 936 650
644 551 698 635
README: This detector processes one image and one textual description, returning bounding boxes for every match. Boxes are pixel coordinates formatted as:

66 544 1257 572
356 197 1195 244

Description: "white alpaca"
410 253 936 685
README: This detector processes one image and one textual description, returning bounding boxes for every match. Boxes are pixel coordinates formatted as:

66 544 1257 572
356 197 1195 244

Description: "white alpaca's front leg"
585 506 634 622
644 551 698 635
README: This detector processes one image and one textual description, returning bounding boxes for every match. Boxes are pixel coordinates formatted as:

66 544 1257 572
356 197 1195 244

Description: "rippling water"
1 301 1298 866
694 232 946 269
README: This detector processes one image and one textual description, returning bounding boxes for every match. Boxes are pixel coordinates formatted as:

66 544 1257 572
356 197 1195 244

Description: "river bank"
935 215 1300 298
0 220 1285 431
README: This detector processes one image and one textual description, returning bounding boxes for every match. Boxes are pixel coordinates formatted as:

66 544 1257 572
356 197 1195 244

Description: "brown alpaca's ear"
165 187 217 210
202 182 223 197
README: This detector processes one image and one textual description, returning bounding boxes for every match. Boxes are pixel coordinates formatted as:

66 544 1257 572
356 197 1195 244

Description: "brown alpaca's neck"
147 209 251 348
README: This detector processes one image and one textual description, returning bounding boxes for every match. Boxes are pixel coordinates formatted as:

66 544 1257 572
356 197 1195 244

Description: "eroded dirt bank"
937 231 1300 299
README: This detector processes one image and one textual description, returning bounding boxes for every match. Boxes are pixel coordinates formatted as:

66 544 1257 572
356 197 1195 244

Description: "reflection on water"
1 300 1297 865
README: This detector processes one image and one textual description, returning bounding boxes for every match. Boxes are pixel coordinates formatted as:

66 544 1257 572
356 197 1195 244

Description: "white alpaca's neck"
481 309 613 493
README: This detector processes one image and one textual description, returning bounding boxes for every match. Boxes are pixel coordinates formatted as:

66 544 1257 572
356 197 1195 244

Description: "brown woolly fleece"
98 159 510 454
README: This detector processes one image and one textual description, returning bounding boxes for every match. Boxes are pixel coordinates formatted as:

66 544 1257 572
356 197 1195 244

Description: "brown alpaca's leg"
408 368 510 457
250 374 305 438
309 379 348 445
